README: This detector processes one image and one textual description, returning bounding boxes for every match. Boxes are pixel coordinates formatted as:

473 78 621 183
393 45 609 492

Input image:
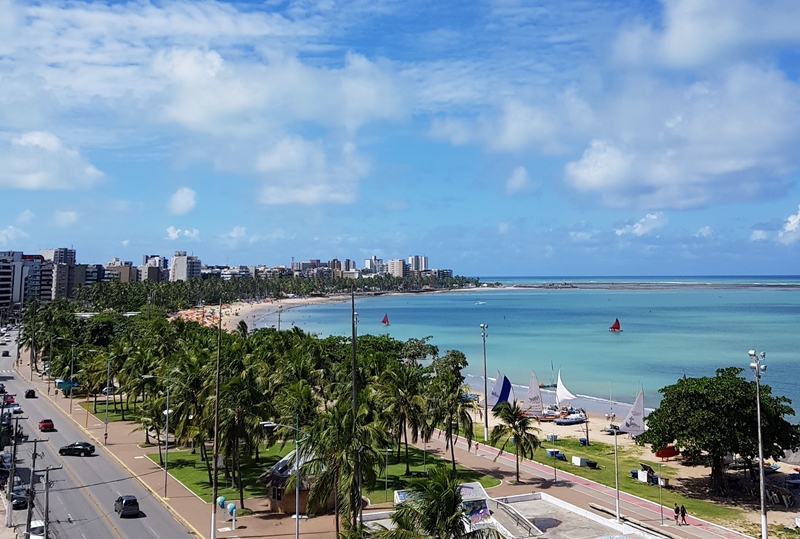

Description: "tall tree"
636 367 800 494
489 400 541 483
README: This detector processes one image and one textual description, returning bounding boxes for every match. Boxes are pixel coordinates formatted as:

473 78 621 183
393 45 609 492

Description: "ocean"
257 277 800 418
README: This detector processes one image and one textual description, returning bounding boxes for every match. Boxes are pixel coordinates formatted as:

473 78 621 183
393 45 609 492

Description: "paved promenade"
16 361 756 539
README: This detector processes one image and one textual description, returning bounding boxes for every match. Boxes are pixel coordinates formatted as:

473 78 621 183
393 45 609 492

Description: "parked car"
59 442 95 457
2 395 13 404
7 403 21 414
11 492 27 509
0 384 5 393
24 389 35 398
38 419 54 432
1 351 8 357
0 453 12 470
114 495 139 517
29 519 45 539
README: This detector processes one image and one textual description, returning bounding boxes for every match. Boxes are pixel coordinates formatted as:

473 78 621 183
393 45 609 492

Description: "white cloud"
615 213 666 236
0 225 28 245
497 222 509 234
16 209 34 224
168 187 197 215
750 230 768 242
219 225 250 247
565 140 632 193
0 131 103 190
777 205 800 245
121 239 129 247
256 138 369 205
166 226 200 240
614 0 800 68
53 211 79 227
695 226 712 238
505 166 536 195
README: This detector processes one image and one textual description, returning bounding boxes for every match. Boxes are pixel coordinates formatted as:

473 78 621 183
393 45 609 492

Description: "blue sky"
1 0 800 276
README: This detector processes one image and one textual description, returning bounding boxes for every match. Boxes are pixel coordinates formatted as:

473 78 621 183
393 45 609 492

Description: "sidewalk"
18 361 756 539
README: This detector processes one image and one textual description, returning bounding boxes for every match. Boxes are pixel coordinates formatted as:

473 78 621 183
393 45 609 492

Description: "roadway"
1 330 193 539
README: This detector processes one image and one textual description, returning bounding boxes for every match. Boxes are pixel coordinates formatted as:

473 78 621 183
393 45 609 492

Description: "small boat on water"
609 318 622 332
381 314 390 326
475 301 486 305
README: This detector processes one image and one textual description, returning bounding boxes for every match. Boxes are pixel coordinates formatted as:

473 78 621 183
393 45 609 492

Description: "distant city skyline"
1 0 799 276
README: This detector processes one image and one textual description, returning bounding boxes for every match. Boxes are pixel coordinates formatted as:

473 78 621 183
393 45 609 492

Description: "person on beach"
674 504 680 525
680 505 687 525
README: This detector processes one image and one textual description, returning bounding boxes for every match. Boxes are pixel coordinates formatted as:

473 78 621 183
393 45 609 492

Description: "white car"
29 519 45 539
6 403 21 414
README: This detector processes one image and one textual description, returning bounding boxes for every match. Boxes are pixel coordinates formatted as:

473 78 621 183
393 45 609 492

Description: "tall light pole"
350 289 360 529
658 463 664 526
104 350 110 446
261 418 309 539
55 337 78 415
480 324 488 442
211 300 222 539
749 349 768 539
142 373 172 498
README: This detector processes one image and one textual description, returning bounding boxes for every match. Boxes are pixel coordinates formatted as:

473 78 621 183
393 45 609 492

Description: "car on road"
1 351 8 357
114 495 139 517
0 384 4 393
11 492 27 509
0 453 12 470
59 441 95 457
24 389 35 398
29 519 45 539
7 403 21 414
3 395 13 404
38 419 54 432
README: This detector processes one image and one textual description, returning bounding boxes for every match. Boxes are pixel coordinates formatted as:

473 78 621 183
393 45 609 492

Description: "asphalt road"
1 330 193 539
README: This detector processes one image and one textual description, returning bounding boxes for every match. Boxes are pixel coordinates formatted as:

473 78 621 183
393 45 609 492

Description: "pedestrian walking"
680 505 687 525
674 503 680 525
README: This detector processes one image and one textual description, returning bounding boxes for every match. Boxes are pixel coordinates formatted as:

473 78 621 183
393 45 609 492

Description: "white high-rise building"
387 259 408 278
408 255 428 272
40 248 76 266
169 251 202 281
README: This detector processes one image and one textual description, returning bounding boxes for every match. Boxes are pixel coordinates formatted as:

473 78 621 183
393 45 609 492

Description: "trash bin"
579 438 587 446
630 470 638 479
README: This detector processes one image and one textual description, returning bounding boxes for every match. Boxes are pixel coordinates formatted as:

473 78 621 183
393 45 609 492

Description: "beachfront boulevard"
0 333 191 539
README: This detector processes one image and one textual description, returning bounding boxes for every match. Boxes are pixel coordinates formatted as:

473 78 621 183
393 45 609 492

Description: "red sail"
609 318 621 331
382 314 390 325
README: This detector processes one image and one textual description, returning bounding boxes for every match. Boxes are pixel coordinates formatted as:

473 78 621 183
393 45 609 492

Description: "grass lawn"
147 443 293 503
524 437 742 524
148 443 500 506
77 399 143 424
363 445 501 505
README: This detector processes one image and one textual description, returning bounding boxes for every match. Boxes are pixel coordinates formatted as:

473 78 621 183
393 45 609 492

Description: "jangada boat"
609 318 622 332
381 314 390 326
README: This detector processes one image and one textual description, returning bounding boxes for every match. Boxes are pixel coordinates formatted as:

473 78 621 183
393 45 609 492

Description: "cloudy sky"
1 0 800 276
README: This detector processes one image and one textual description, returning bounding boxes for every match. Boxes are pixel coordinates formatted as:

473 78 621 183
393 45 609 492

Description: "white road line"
148 525 160 538
56 494 65 506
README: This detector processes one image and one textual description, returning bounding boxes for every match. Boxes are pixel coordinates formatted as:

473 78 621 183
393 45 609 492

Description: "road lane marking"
148 525 160 538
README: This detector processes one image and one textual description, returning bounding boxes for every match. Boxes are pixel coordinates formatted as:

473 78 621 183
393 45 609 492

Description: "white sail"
556 370 577 406
486 371 504 409
621 388 646 437
523 371 543 415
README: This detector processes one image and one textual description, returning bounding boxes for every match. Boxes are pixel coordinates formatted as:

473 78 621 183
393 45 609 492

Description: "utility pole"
5 416 26 528
40 466 61 539
24 439 47 538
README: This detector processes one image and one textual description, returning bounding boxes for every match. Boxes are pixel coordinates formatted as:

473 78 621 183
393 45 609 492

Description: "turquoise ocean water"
256 277 800 417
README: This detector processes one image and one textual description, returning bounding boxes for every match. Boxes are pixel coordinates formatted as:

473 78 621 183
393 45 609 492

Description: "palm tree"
489 400 541 483
373 464 501 539
429 371 479 472
377 361 425 475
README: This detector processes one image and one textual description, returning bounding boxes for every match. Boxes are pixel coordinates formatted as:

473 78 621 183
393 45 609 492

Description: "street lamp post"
55 337 78 415
104 351 111 446
749 349 768 539
261 417 309 539
142 373 172 498
480 324 488 442
384 448 394 503
658 463 663 526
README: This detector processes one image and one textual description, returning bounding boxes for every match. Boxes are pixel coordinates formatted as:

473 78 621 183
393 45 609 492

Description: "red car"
38 419 54 431
3 395 13 404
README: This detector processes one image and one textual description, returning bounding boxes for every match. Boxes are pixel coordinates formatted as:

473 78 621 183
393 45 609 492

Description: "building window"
272 487 283 501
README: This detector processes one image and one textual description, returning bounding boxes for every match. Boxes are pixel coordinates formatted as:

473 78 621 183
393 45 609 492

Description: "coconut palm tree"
489 400 541 483
428 370 479 472
373 464 501 539
377 360 425 475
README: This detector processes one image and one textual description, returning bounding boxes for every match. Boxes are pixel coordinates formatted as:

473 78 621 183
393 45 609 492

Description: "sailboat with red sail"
609 318 622 332
381 314 390 326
